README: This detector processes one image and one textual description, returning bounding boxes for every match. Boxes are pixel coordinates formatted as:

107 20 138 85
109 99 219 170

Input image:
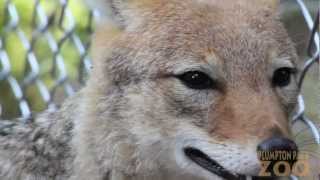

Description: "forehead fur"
109 0 293 54
92 0 297 83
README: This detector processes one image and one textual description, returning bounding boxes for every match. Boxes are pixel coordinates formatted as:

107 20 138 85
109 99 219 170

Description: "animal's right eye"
272 67 295 87
177 71 215 90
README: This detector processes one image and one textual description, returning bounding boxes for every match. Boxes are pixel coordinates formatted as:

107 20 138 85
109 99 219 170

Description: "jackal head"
83 0 300 179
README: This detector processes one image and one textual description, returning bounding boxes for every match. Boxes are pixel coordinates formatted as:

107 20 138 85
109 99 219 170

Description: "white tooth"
246 176 252 180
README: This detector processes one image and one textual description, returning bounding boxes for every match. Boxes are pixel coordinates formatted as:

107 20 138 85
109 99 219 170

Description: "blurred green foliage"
0 0 92 118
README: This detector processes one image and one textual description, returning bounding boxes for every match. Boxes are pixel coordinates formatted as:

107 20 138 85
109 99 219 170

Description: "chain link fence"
0 0 95 121
0 0 319 179
292 0 319 139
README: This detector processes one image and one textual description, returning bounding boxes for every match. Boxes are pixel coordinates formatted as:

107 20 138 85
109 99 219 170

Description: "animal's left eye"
272 67 295 87
177 71 215 90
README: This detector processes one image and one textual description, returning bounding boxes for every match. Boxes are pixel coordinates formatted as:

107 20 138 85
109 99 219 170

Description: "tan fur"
0 0 308 179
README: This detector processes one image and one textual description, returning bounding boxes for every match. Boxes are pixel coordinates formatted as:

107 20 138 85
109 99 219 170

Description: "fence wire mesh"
0 0 319 178
0 0 94 121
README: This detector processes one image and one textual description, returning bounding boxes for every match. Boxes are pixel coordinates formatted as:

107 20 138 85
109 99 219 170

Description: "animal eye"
177 71 214 90
272 67 295 87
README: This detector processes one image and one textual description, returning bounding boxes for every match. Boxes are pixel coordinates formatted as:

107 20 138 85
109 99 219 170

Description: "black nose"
257 137 298 176
257 137 298 153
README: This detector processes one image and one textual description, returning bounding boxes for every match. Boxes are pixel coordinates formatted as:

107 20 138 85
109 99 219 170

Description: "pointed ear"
85 0 149 28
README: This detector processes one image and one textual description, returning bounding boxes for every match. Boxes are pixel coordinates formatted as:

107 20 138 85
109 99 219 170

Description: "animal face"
89 0 299 179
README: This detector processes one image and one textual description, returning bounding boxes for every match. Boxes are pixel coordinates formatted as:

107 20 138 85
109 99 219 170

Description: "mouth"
184 147 246 180
184 147 279 180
